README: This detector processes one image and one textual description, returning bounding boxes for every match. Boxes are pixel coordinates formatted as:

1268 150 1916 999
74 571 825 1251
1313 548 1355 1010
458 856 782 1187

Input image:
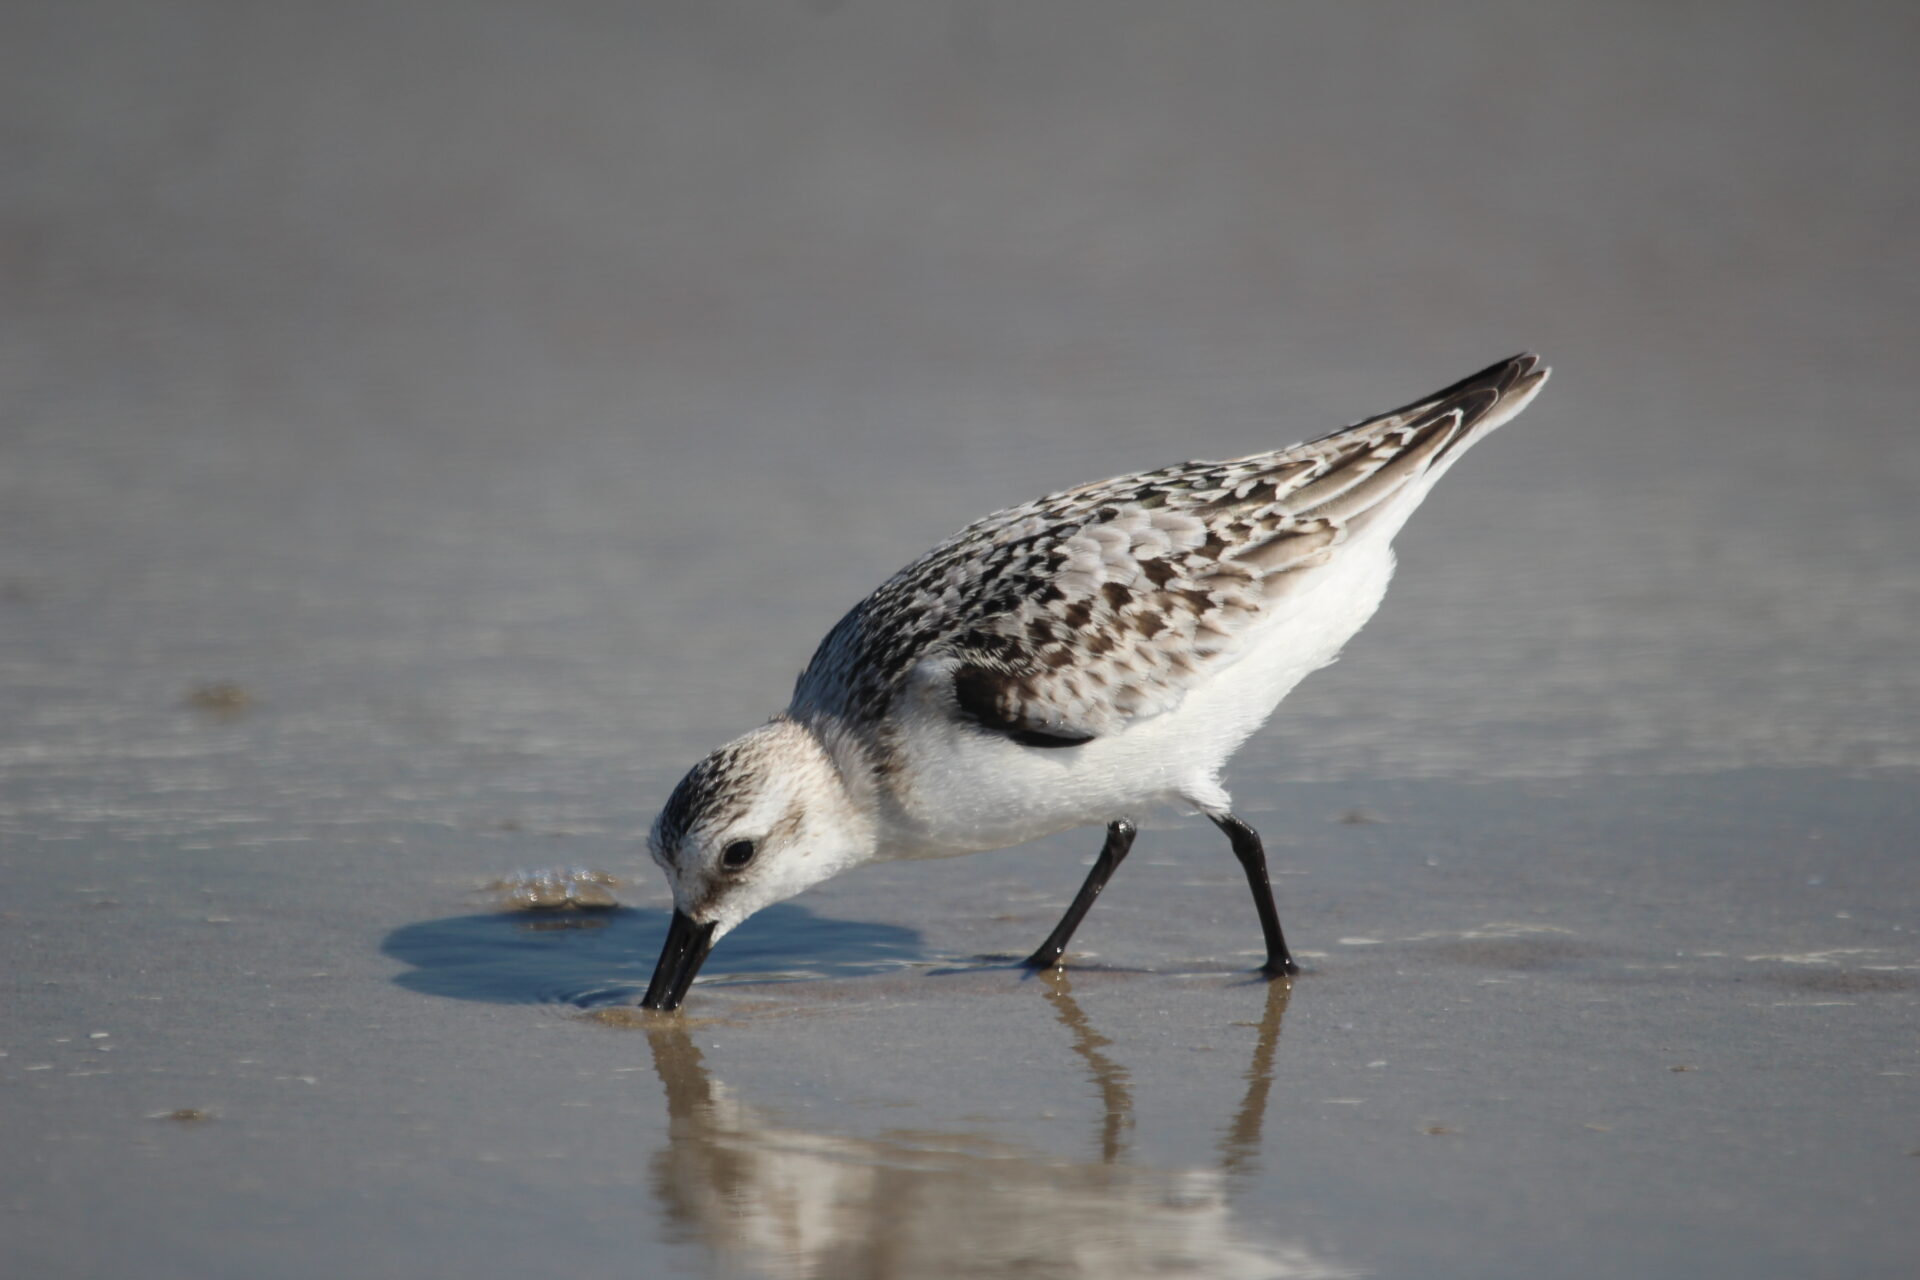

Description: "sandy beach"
4 3 1917 1276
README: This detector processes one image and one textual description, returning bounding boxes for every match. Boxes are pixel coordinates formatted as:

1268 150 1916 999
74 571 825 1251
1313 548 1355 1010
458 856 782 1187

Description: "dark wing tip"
1339 353 1548 449
1399 353 1544 413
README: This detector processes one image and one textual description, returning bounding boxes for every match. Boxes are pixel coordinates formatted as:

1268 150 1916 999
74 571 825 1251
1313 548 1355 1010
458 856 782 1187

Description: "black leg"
1024 820 1137 970
1210 813 1300 978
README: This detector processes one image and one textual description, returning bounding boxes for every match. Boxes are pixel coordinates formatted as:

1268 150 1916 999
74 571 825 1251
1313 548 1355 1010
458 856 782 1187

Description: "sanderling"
641 354 1550 1010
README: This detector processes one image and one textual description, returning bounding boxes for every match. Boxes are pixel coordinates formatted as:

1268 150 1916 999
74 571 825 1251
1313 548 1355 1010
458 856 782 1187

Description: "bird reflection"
1220 973 1292 1179
639 978 1352 1280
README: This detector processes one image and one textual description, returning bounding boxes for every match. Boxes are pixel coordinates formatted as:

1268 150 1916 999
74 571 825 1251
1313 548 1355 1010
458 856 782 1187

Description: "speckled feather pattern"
791 354 1547 750
647 355 1548 956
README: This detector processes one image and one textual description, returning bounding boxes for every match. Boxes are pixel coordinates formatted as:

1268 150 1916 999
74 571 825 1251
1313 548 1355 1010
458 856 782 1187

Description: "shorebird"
641 354 1549 1010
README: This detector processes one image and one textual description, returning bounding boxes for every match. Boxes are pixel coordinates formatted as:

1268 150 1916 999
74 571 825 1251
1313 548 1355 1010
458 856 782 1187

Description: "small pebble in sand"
484 868 620 911
153 1109 212 1123
184 681 253 716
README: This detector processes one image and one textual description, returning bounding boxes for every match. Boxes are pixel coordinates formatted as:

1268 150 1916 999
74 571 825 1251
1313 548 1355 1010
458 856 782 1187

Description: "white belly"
878 536 1400 858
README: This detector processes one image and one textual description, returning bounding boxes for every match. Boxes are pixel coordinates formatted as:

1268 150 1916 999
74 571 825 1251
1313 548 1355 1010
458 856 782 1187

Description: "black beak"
640 910 718 1012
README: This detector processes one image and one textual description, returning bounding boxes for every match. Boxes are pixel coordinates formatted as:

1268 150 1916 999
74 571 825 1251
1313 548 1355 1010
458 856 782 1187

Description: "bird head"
640 717 873 1010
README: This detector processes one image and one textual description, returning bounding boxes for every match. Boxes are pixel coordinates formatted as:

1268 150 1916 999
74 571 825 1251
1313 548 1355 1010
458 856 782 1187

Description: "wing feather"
793 355 1549 747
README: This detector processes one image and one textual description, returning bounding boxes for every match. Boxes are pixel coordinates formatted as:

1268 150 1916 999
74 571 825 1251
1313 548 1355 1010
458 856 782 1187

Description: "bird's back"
793 353 1548 766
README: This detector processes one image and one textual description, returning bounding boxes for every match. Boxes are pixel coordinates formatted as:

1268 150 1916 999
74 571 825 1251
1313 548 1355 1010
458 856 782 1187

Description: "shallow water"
5 3 1920 1277
385 901 926 1006
8 770 1914 1277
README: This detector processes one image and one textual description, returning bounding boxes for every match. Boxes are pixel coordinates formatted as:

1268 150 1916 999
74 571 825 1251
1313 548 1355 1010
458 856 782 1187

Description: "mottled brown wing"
797 355 1548 744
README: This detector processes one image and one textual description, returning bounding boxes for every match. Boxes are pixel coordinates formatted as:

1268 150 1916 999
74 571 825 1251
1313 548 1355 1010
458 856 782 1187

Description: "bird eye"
720 840 757 871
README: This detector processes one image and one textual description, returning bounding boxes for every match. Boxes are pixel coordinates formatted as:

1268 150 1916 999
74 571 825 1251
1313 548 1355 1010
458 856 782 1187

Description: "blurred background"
4 3 1917 1278
7 0 1917 790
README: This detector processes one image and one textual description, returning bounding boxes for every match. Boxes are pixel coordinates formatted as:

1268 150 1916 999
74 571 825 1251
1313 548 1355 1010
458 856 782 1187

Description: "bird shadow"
381 903 925 1007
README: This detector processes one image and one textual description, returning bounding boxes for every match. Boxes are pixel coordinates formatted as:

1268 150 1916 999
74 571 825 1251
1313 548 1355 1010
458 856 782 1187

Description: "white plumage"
640 354 1550 1010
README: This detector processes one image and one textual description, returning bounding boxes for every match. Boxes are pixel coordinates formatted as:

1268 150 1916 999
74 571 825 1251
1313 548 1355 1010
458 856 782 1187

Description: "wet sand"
4 3 1918 1277
6 773 1916 1277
